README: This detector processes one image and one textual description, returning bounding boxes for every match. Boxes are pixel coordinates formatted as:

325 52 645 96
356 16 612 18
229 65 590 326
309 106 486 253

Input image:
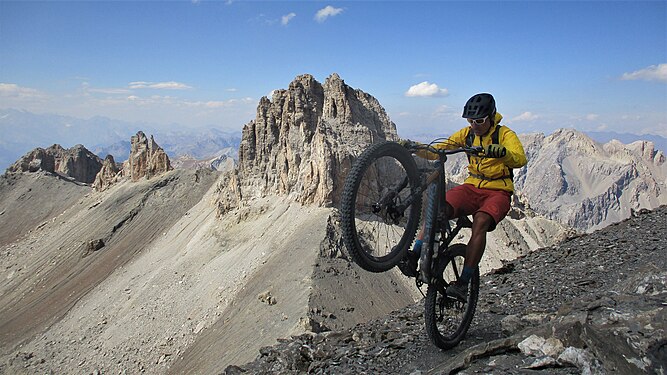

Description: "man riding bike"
400 93 527 301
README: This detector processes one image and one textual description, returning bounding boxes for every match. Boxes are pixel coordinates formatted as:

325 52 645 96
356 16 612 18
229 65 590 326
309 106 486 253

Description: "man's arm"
500 129 527 168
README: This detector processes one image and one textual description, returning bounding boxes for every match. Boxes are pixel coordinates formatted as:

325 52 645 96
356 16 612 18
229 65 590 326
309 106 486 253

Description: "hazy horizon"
2 105 665 174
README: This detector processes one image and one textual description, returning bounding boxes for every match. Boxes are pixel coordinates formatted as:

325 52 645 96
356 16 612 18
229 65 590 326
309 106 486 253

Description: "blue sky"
1 0 666 139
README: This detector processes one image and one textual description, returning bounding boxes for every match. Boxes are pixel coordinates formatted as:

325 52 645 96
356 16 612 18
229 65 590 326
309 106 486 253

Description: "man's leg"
447 187 509 300
446 211 494 301
465 211 494 268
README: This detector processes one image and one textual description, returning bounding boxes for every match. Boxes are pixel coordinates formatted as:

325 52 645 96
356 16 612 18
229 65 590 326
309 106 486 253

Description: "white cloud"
621 114 642 121
282 12 296 25
0 83 46 99
621 63 667 83
405 81 449 97
188 97 254 108
0 83 256 130
88 87 132 95
512 112 539 122
128 81 193 90
585 113 599 121
315 5 343 23
203 101 228 108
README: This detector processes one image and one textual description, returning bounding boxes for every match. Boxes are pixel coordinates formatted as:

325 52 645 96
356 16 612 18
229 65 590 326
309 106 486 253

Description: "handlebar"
403 140 484 157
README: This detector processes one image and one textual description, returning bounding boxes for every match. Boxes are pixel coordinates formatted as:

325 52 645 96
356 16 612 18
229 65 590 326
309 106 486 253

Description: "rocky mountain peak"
6 143 103 184
93 155 121 191
216 73 398 215
91 131 172 191
513 130 667 231
609 139 664 165
5 131 173 190
122 131 172 182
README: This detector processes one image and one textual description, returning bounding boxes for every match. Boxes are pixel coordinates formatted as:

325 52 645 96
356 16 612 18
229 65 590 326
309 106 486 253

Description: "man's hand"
485 144 507 158
398 139 415 148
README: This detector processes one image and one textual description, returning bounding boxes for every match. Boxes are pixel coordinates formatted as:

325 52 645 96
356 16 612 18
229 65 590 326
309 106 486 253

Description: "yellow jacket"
417 113 527 192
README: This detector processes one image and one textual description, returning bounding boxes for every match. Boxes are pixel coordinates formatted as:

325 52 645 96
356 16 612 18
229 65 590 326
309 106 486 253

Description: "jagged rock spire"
216 73 397 215
93 131 172 191
123 131 172 182
93 155 121 191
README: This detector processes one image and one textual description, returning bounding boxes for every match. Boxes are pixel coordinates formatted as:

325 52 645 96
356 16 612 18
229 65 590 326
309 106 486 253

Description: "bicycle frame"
418 158 444 284
412 146 477 287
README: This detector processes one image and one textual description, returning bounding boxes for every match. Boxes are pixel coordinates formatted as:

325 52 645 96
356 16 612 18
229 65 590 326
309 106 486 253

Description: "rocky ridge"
0 75 423 373
5 130 174 192
92 130 172 191
6 144 103 184
516 129 667 232
227 206 667 375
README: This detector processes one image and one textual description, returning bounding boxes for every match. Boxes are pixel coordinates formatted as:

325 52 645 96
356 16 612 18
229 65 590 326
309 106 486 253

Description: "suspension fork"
418 157 447 284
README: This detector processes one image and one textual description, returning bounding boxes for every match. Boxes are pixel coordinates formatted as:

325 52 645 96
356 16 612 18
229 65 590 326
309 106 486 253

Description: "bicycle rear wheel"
424 244 479 349
340 141 422 272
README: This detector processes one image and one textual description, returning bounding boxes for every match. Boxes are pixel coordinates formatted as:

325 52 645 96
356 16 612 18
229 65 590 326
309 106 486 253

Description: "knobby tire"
340 141 422 272
424 244 480 349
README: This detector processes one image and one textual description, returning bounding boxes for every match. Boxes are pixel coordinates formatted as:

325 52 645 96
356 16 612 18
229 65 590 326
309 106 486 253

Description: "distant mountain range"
93 128 241 162
585 130 667 154
2 109 665 174
0 108 241 171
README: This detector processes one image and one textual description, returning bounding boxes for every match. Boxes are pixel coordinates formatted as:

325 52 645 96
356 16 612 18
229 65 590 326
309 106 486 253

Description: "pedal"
397 252 419 278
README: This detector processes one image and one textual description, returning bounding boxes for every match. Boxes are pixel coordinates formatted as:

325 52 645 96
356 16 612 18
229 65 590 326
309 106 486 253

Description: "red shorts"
445 184 511 231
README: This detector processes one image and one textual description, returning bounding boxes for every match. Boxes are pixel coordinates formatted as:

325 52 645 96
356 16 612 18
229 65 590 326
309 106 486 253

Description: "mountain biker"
400 93 527 302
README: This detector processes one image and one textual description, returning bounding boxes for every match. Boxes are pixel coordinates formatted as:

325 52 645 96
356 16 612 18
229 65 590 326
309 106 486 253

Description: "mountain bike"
340 139 483 349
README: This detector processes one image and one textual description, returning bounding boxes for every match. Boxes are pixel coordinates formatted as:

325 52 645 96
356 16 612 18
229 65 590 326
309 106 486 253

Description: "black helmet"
462 93 496 119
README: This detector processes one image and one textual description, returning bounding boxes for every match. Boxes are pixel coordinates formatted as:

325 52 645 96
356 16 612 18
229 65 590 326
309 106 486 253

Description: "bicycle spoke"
352 155 415 259
341 141 421 272
424 244 479 349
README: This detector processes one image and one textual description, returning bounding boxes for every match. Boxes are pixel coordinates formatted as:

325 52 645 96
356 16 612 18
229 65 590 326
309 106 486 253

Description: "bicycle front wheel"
424 244 480 349
340 141 422 272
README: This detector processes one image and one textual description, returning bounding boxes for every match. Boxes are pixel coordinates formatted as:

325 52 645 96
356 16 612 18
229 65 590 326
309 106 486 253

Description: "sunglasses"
467 116 488 125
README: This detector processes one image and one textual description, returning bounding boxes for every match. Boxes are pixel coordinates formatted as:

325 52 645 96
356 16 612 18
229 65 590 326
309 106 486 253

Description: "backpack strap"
466 124 501 146
492 125 501 144
465 127 475 148
466 125 514 181
493 125 514 180
465 128 474 163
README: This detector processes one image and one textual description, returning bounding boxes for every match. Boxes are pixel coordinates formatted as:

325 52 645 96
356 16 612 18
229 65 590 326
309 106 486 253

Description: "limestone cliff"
93 155 121 191
6 144 103 184
122 131 172 182
215 73 397 215
514 129 667 231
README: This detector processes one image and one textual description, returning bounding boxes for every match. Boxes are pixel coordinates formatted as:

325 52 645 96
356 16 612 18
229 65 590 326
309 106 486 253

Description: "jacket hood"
494 112 503 124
